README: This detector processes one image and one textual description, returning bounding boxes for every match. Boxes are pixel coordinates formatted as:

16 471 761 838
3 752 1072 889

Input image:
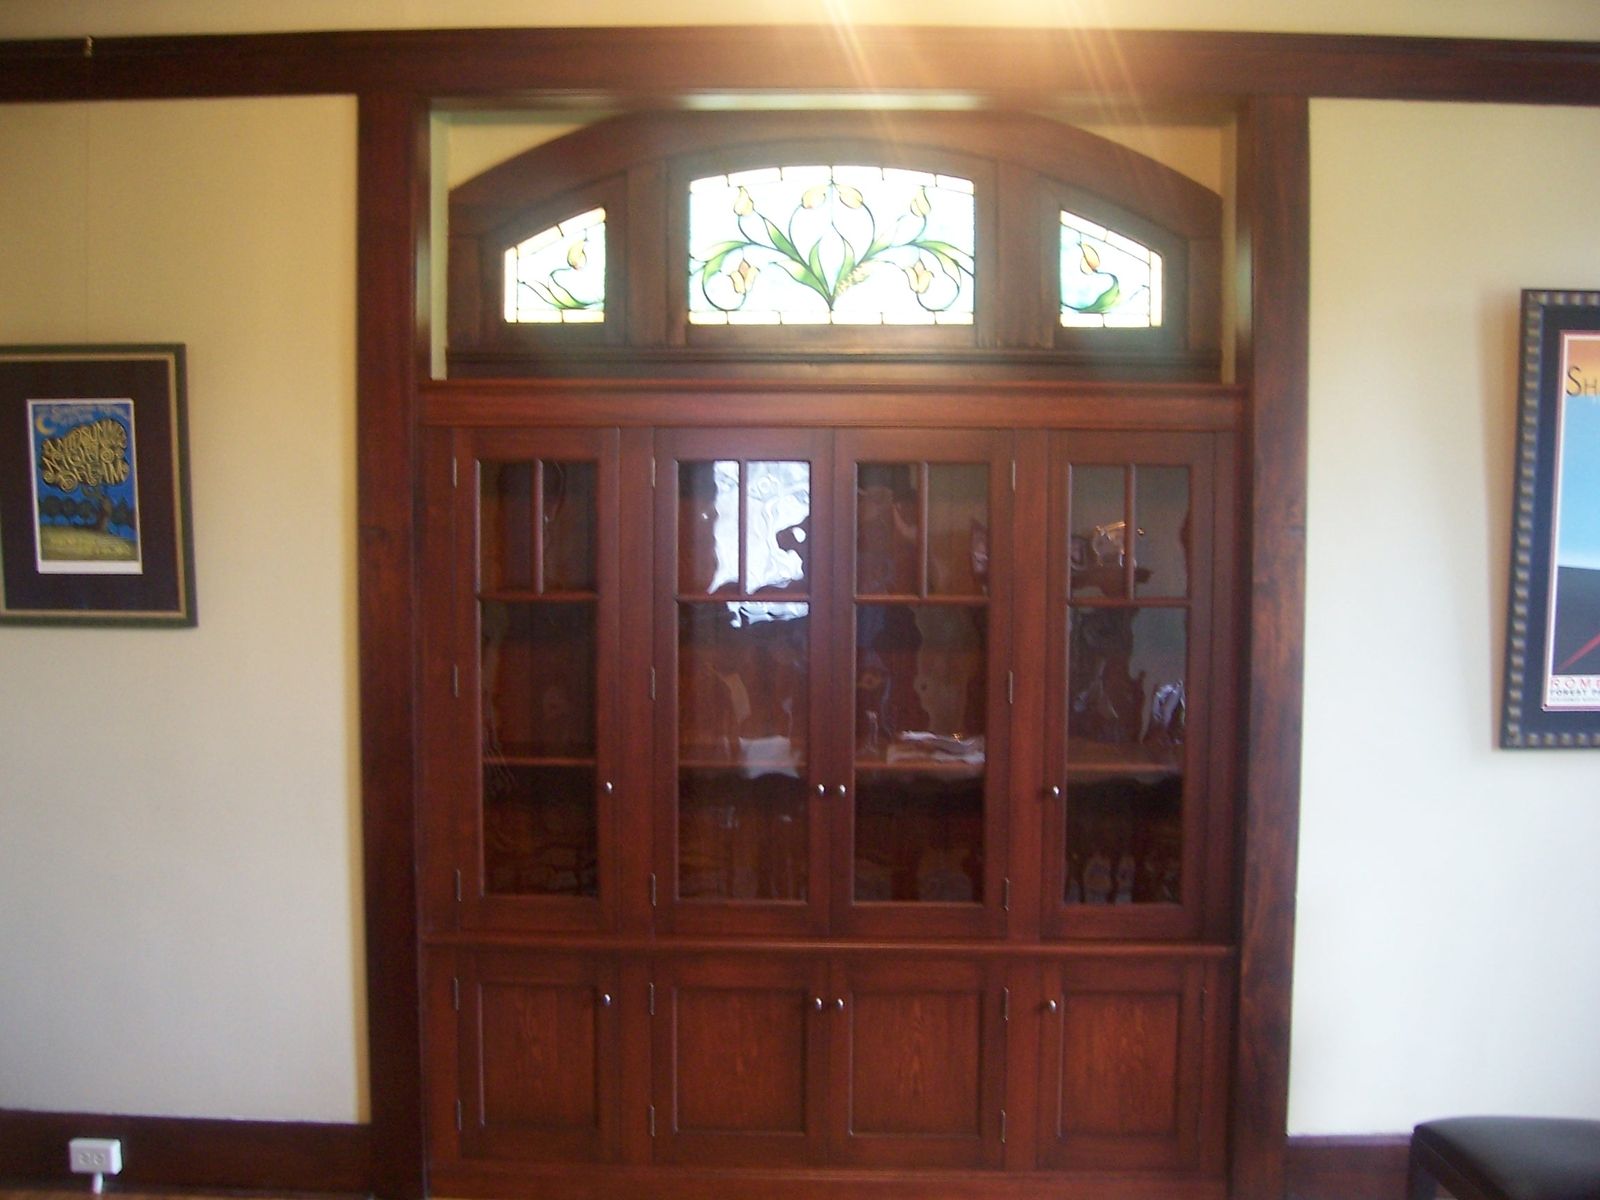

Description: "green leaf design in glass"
1059 210 1163 329
688 166 975 326
503 207 606 324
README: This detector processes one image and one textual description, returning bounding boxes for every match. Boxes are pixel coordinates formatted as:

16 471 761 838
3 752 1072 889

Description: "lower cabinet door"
1036 954 1229 1173
455 948 620 1163
830 956 1007 1170
651 953 830 1167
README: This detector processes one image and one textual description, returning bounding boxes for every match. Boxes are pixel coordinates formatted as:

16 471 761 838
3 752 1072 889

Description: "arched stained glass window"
1060 210 1163 330
504 207 607 323
688 166 975 326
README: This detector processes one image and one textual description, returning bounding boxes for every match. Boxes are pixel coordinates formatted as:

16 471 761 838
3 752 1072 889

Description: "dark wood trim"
0 1108 370 1193
3 27 1600 105
356 92 431 1200
1285 1135 1412 1200
1228 96 1310 1200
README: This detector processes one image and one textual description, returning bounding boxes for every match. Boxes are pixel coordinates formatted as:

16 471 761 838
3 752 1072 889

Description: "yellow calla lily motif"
904 260 935 295
566 240 588 270
730 258 760 295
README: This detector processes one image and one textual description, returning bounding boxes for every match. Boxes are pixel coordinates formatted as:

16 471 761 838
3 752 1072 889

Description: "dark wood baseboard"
1285 1134 1412 1200
0 1108 372 1194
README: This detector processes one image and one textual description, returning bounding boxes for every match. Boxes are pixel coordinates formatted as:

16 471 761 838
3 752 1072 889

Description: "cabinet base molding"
0 1107 371 1194
431 1162 1228 1200
1284 1134 1412 1200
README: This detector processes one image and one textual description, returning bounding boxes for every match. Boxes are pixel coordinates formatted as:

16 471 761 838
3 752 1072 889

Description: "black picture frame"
0 344 196 626
1501 291 1600 747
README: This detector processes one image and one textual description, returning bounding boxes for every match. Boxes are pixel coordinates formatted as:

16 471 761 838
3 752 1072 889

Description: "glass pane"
483 764 598 896
1069 465 1128 599
480 462 534 593
1067 606 1186 769
927 463 988 597
854 769 983 903
688 165 975 326
679 602 809 769
503 207 606 324
543 460 597 592
482 601 596 759
1063 776 1181 905
857 463 920 596
856 604 987 766
746 461 811 595
1059 209 1163 329
1133 465 1189 600
678 768 808 901
679 460 741 595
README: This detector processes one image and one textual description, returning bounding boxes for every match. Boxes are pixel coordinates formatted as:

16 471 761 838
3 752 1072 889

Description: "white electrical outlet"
69 1137 122 1192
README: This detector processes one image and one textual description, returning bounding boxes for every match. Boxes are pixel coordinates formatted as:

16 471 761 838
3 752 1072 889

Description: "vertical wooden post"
357 91 430 1200
1230 94 1310 1200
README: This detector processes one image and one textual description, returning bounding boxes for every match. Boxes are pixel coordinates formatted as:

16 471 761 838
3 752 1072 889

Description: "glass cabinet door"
455 428 620 932
653 430 833 936
1042 432 1220 940
835 430 1012 938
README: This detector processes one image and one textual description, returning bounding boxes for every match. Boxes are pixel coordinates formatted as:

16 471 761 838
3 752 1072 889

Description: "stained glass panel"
503 207 606 324
1059 210 1163 330
689 166 975 326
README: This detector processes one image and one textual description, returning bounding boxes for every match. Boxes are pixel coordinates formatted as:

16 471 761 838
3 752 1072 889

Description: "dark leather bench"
1409 1117 1600 1200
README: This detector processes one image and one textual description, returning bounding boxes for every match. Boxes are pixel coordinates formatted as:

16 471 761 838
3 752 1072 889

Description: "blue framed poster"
1501 292 1600 747
0 345 195 626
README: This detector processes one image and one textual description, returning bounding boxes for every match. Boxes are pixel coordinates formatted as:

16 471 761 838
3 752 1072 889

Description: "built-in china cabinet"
418 109 1243 1200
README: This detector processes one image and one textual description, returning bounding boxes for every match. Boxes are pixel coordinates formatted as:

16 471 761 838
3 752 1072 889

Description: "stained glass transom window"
1059 210 1163 330
503 207 606 323
688 166 975 326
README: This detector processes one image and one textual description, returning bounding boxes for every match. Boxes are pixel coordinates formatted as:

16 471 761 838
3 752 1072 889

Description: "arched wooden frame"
448 111 1221 379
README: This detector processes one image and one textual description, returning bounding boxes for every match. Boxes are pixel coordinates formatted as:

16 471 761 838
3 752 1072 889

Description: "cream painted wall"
1296 100 1600 1132
3 0 1600 1141
0 98 364 1122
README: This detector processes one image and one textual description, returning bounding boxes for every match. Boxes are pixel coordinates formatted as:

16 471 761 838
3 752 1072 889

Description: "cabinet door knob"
836 784 848 799
600 992 613 1007
816 783 828 797
1046 785 1061 800
603 780 615 795
1046 999 1059 1013
813 996 824 1011
835 997 846 1011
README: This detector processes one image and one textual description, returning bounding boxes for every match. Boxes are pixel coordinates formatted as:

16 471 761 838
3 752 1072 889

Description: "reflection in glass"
678 768 809 901
1063 776 1180 905
857 464 920 596
1067 606 1186 767
679 602 809 768
746 461 811 593
856 604 987 764
542 461 597 592
482 601 596 759
1069 465 1129 599
926 464 989 596
1132 466 1189 600
854 769 983 903
679 460 741 594
483 764 598 896
480 462 534 593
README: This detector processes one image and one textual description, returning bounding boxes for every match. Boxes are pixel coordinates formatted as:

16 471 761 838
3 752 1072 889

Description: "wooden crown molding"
2 26 1599 105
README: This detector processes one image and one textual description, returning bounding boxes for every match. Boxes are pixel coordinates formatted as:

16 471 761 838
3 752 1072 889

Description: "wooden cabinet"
420 416 1238 1200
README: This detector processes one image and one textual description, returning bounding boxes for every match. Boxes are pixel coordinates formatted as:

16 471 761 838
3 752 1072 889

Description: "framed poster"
1501 292 1600 747
0 345 196 626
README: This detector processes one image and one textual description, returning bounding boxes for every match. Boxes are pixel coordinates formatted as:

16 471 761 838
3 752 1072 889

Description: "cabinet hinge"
1199 986 1208 1021
451 663 460 699
649 1105 657 1137
1002 986 1011 1022
1000 1109 1008 1144
1007 670 1014 705
451 457 459 488
649 873 658 907
1010 460 1017 491
648 981 656 1016
651 457 657 488
1002 878 1011 912
454 868 462 903
455 1099 463 1132
452 976 460 1012
649 666 657 701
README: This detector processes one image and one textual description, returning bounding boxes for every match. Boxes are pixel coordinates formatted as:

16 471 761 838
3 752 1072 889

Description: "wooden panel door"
650 953 829 1167
1040 431 1231 941
652 429 835 937
1036 955 1227 1172
832 429 1015 940
456 948 620 1163
828 955 1007 1169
